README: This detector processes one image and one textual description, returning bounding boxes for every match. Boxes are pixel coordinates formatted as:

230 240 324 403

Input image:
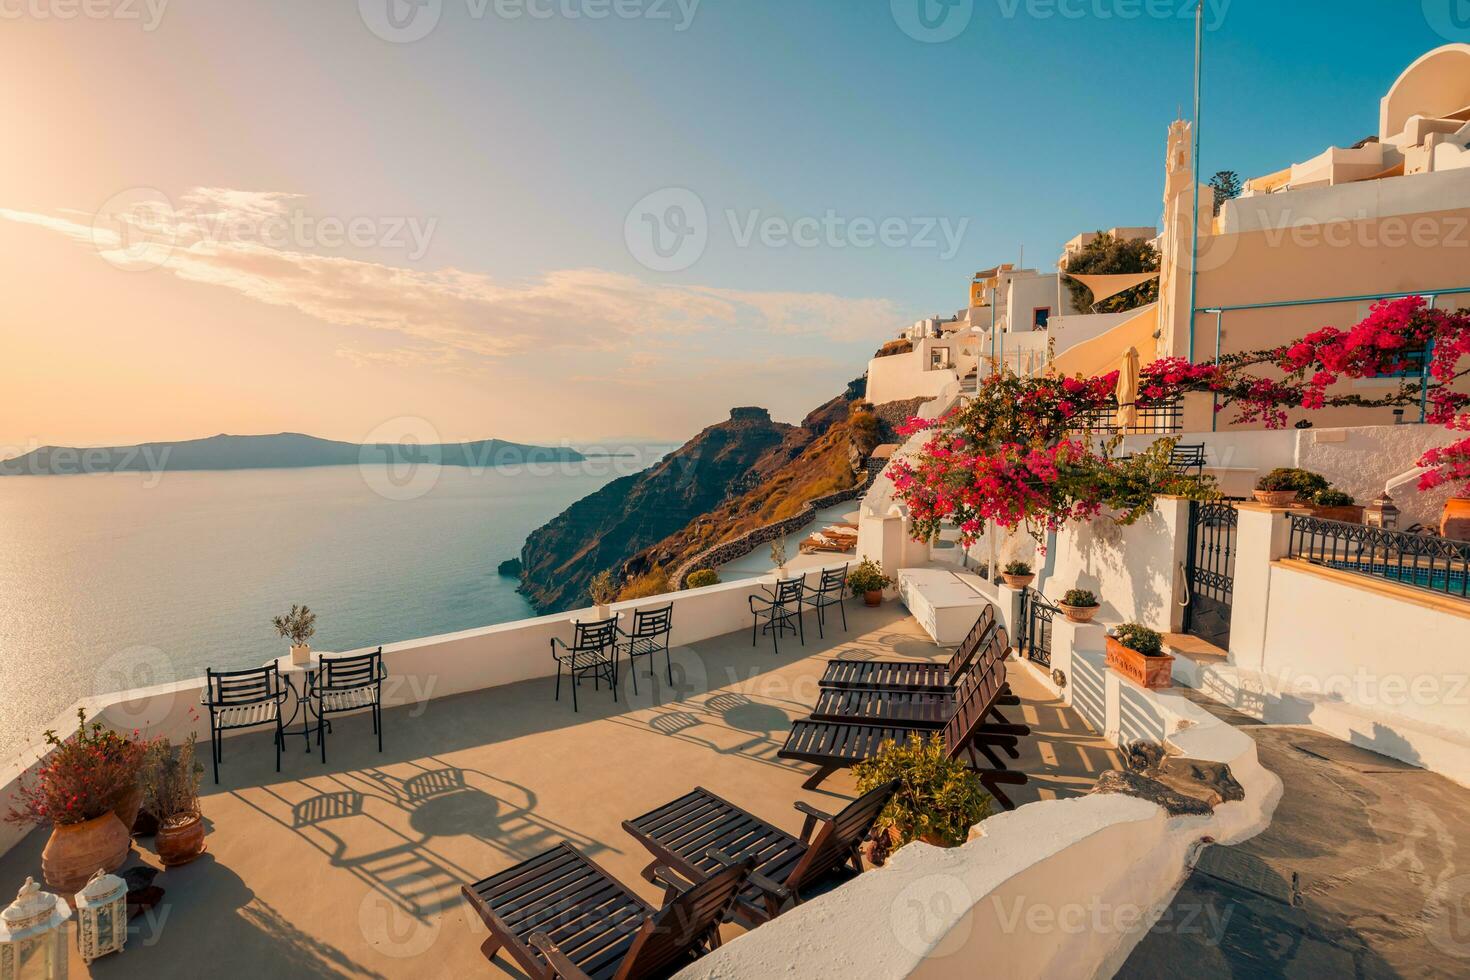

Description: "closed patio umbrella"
1116 346 1140 430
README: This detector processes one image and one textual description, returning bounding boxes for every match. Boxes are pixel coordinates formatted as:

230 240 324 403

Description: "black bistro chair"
800 563 849 639
550 616 619 712
618 604 674 694
749 576 805 654
306 648 386 764
203 663 290 784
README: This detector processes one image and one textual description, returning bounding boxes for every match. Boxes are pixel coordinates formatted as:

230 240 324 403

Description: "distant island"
0 432 598 476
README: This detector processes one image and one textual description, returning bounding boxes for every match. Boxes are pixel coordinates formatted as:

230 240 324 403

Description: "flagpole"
1186 0 1203 364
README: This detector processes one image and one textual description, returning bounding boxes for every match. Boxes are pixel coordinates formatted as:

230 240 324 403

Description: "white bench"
897 567 991 646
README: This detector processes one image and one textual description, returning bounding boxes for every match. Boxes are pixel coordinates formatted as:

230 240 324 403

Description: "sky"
0 0 1461 451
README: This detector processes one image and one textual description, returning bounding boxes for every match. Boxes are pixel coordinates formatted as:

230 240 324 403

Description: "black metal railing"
1072 395 1184 436
1288 515 1470 599
1019 588 1058 668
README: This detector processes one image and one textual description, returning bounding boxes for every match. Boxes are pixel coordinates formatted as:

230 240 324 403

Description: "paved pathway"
1122 720 1470 978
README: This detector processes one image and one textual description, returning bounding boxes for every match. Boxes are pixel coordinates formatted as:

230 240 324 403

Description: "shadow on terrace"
0 602 1120 979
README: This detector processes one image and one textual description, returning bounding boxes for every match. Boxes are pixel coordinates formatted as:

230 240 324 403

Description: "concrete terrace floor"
0 602 1120 979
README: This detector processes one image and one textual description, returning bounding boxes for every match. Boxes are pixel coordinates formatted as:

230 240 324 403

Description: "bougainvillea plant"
891 297 1470 546
5 708 146 827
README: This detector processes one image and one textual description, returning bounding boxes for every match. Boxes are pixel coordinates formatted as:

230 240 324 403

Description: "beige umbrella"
1116 346 1140 430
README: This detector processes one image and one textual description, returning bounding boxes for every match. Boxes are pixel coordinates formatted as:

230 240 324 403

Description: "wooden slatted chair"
818 604 996 692
461 842 753 980
779 654 1030 807
202 663 290 784
307 647 386 764
810 627 1020 729
622 778 899 927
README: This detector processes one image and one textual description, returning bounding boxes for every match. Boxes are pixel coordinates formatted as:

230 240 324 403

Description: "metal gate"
1183 500 1238 650
1019 588 1058 668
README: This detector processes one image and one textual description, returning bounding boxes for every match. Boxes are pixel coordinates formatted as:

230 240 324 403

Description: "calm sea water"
0 454 665 756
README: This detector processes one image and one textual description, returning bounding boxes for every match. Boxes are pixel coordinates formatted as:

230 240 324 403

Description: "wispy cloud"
1 188 901 369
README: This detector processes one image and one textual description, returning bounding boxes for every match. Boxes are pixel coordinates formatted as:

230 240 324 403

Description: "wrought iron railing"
1019 588 1058 668
1072 395 1184 436
1288 515 1470 599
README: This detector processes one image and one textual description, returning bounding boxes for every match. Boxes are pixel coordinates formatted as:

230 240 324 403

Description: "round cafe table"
269 651 336 752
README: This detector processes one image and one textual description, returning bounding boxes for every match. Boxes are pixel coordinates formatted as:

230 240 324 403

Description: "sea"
0 451 670 757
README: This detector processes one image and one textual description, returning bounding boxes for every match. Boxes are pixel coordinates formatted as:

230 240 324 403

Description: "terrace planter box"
1105 636 1174 690
1307 504 1364 524
1253 490 1297 507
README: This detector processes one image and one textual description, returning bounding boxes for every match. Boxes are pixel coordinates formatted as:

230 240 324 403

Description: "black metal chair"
799 563 848 639
306 648 386 764
749 577 805 654
202 663 290 784
1170 443 1206 476
550 616 619 712
618 604 674 694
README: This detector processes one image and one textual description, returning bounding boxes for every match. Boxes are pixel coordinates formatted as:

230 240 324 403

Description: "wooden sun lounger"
818 605 997 692
622 779 899 927
811 627 1018 729
780 654 1030 808
461 842 753 980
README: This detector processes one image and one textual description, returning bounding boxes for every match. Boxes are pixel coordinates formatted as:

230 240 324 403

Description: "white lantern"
0 878 71 980
73 870 127 964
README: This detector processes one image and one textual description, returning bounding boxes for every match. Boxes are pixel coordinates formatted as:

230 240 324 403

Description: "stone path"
1121 722 1470 978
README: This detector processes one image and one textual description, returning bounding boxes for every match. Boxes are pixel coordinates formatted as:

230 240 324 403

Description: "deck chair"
818 604 997 693
622 779 899 927
780 655 1030 808
461 842 753 980
810 627 1019 729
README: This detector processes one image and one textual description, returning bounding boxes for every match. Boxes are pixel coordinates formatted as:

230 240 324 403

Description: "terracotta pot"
1002 573 1035 589
1059 603 1099 624
864 590 882 607
1442 498 1470 542
41 812 130 893
111 784 145 838
1309 504 1364 524
1105 636 1174 690
156 812 207 867
1253 489 1297 507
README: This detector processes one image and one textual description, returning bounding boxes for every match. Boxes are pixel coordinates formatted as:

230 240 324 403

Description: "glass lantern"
1365 492 1401 531
74 870 128 964
0 878 71 980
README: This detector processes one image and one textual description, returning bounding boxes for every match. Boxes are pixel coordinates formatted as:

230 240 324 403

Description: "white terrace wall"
0 568 847 860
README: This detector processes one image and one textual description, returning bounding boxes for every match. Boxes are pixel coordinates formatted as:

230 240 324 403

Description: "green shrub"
847 558 892 595
1112 623 1164 657
685 569 720 589
1062 588 1098 608
1256 467 1328 497
1313 489 1354 507
1003 560 1032 576
853 734 993 849
588 570 621 605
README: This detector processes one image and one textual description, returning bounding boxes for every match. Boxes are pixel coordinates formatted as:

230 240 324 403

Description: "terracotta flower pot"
41 812 131 893
864 590 882 607
1253 489 1297 507
1059 603 1099 624
111 784 145 839
1002 573 1035 589
1309 504 1364 524
1442 498 1470 542
156 812 207 867
1105 636 1174 690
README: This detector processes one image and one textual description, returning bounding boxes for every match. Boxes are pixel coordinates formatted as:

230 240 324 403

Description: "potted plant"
1254 467 1327 507
852 734 992 866
143 734 206 867
273 604 317 666
5 709 143 893
1001 560 1034 589
1105 623 1174 690
588 570 620 620
1058 588 1101 624
847 559 892 607
1308 488 1363 524
769 539 789 578
1441 496 1470 542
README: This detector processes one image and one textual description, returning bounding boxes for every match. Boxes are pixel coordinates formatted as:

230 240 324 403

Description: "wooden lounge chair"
810 627 1018 729
622 779 899 927
818 604 997 692
461 842 753 980
780 654 1030 807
